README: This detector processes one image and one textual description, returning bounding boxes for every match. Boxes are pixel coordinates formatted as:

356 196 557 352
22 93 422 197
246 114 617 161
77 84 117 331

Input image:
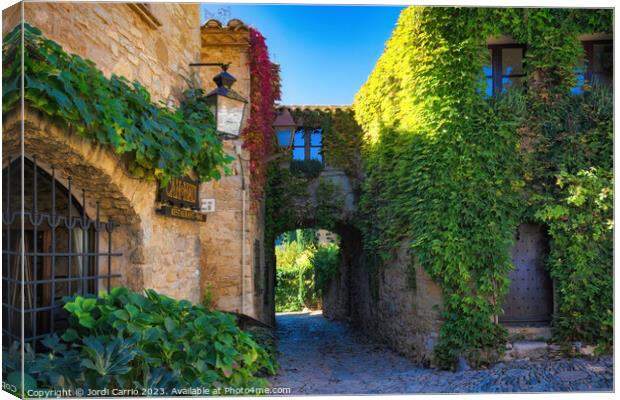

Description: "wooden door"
500 223 553 325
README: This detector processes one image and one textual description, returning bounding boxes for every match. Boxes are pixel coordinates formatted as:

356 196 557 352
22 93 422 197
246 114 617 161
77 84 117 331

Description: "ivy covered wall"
263 107 363 324
3 24 232 186
353 7 613 369
264 107 363 245
288 107 363 178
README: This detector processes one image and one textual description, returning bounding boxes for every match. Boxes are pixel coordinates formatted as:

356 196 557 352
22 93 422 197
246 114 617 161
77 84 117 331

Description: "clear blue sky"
200 4 405 105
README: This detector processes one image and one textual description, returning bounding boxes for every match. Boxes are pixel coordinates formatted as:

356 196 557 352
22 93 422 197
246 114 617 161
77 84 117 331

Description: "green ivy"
537 169 612 348
290 159 324 179
3 24 233 186
523 86 613 350
264 162 307 241
288 108 363 178
265 161 345 240
312 243 341 294
353 6 612 369
314 179 346 231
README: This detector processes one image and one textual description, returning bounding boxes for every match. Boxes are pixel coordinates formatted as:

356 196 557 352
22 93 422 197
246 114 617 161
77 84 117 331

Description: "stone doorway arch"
3 108 149 294
267 219 363 326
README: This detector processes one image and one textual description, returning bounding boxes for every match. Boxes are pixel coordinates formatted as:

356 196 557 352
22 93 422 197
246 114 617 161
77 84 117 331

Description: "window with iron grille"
2 156 121 349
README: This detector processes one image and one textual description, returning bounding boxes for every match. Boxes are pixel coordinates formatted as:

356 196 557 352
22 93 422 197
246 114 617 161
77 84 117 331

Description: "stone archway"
269 222 363 323
264 165 361 325
2 107 150 293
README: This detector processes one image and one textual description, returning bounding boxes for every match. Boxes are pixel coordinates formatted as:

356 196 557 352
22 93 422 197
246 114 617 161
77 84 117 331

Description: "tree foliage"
275 231 341 312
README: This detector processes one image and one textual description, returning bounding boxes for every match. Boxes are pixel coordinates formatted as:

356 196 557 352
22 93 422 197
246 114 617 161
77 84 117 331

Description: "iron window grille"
2 156 122 349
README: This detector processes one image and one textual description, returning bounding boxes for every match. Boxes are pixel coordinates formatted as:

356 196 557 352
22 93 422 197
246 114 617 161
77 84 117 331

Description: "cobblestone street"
270 312 614 394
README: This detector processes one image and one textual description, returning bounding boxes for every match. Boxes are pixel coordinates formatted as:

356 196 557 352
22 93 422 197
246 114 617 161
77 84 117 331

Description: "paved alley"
269 312 613 394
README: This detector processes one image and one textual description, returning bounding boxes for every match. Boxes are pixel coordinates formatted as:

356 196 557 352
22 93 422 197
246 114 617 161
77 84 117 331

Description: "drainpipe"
236 143 246 315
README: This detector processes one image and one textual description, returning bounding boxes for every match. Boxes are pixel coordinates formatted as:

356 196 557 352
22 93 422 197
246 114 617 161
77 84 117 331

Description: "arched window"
2 157 121 348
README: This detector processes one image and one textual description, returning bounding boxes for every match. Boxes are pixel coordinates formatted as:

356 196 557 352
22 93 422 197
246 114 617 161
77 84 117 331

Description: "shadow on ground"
269 312 613 394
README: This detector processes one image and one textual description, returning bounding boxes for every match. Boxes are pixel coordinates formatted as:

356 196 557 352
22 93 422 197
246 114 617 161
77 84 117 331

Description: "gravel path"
269 311 613 394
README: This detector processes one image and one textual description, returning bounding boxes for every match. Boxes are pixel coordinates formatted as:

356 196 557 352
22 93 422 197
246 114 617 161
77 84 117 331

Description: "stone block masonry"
2 4 270 324
348 241 444 366
17 2 201 105
198 20 269 323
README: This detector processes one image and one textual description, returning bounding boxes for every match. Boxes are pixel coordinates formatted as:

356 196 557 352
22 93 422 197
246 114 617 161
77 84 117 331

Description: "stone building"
2 2 613 366
271 30 612 365
2 2 270 346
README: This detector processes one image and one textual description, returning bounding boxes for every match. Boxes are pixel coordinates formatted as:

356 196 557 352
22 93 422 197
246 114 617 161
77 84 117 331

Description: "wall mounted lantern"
189 63 248 139
273 107 297 149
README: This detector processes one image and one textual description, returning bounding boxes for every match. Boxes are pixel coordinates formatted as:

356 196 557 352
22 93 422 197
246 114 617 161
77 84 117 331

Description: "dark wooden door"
500 223 553 325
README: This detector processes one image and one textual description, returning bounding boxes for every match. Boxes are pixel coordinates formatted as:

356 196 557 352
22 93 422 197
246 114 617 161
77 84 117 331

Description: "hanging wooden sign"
157 177 200 209
156 177 206 221
156 205 207 222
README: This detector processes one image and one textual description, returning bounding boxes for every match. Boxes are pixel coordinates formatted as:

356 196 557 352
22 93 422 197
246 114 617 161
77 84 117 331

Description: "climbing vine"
242 28 281 203
264 107 360 242
502 8 613 352
265 160 346 238
288 107 363 178
353 7 612 369
525 87 613 348
3 24 232 185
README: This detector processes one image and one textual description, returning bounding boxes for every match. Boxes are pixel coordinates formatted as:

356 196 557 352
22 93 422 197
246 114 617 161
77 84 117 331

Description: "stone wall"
2 2 20 36
3 107 204 303
18 2 201 105
11 2 206 302
323 261 350 320
198 19 269 324
1 5 269 309
349 241 444 366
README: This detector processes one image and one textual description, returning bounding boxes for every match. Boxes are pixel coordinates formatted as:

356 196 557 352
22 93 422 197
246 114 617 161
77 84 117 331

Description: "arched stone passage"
3 108 149 293
268 222 363 323
265 186 363 325
264 161 361 325
264 162 447 364
321 222 364 320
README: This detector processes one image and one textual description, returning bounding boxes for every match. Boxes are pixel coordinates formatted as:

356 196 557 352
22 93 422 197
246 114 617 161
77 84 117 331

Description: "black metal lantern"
273 108 297 149
204 64 248 139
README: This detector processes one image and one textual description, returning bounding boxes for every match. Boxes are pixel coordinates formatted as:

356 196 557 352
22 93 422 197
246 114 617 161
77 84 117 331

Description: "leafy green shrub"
3 24 232 185
275 239 320 312
312 243 341 293
2 288 276 395
290 159 324 179
244 326 278 369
